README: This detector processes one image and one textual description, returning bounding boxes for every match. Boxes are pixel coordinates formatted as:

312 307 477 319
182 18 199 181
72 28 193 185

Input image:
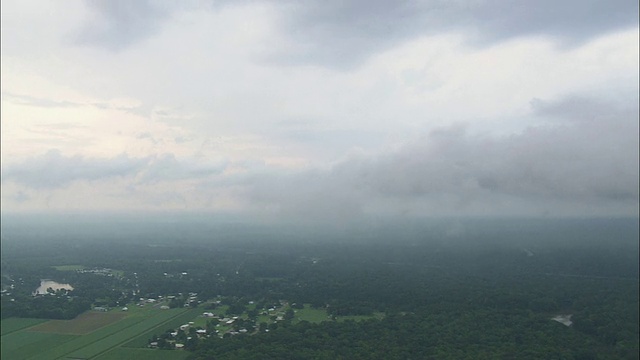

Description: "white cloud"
1 1 637 218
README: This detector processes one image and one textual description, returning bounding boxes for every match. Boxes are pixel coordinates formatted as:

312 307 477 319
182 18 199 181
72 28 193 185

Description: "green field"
1 306 193 360
336 311 385 322
1 331 78 360
1 302 385 359
1 318 48 335
293 305 331 323
52 265 85 271
30 311 128 334
95 347 190 360
122 308 203 348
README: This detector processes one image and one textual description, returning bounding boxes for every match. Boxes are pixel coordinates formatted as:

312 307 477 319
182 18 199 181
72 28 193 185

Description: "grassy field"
1 318 48 335
1 302 384 359
63 309 190 359
0 305 193 360
95 347 190 360
293 305 331 323
1 331 78 360
29 311 128 335
52 265 85 271
122 308 203 348
337 311 385 322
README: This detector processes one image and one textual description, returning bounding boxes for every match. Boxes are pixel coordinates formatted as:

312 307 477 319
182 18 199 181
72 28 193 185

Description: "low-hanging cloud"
245 95 639 218
1 150 148 188
1 150 228 189
137 154 228 184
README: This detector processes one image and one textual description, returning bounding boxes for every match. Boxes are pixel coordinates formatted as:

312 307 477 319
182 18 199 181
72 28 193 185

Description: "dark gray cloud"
278 0 638 68
1 150 148 188
74 0 172 51
1 150 227 189
246 95 639 218
73 0 638 67
138 154 228 183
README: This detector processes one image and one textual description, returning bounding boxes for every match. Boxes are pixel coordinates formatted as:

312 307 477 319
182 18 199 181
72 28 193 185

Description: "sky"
1 0 638 222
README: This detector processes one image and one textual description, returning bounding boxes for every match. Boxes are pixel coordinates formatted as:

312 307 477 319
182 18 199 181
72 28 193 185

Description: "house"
180 324 189 330
175 343 185 349
196 329 207 334
121 307 128 311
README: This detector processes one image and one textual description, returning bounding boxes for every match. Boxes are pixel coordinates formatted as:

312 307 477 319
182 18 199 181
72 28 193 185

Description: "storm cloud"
1 150 228 189
1 1 637 217
73 0 639 68
246 95 639 218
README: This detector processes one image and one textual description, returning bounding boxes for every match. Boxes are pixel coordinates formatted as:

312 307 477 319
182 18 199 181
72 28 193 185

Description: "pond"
33 280 74 295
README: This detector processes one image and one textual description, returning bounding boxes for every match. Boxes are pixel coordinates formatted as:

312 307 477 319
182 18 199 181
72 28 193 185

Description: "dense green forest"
1 217 638 359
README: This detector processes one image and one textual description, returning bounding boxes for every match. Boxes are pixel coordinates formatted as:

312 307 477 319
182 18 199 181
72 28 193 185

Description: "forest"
1 217 638 359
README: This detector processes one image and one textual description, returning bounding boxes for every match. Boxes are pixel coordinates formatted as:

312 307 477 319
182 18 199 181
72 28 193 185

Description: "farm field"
95 347 190 360
29 312 128 334
293 305 331 323
0 306 195 360
52 265 85 271
1 317 48 335
122 308 203 348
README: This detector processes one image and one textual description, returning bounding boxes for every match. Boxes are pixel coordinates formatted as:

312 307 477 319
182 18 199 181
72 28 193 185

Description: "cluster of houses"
148 321 211 349
1 281 16 302
76 268 115 277
136 293 200 308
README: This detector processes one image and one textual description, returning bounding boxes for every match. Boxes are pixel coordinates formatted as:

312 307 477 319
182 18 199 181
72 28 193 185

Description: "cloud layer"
1 0 638 218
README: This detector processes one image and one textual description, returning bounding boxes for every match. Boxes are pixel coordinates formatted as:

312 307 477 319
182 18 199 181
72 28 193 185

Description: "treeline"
189 311 637 360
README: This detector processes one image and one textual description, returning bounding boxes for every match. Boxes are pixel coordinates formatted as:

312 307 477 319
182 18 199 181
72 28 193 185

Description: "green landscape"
1 218 639 359
1 295 380 359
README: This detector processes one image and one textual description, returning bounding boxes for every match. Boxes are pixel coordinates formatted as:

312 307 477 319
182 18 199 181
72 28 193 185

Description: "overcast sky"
1 0 638 221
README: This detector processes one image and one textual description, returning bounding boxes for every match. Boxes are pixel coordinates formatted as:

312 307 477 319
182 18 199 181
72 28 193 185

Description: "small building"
121 307 128 311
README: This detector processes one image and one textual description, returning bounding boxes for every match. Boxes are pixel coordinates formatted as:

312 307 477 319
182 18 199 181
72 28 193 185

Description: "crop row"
122 308 204 349
26 316 145 360
65 309 190 359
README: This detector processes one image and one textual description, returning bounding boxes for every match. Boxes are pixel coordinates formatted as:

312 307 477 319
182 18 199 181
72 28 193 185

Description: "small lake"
34 280 74 295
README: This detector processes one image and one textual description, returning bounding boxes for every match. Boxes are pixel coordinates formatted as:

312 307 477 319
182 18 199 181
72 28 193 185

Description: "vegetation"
1 218 638 359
